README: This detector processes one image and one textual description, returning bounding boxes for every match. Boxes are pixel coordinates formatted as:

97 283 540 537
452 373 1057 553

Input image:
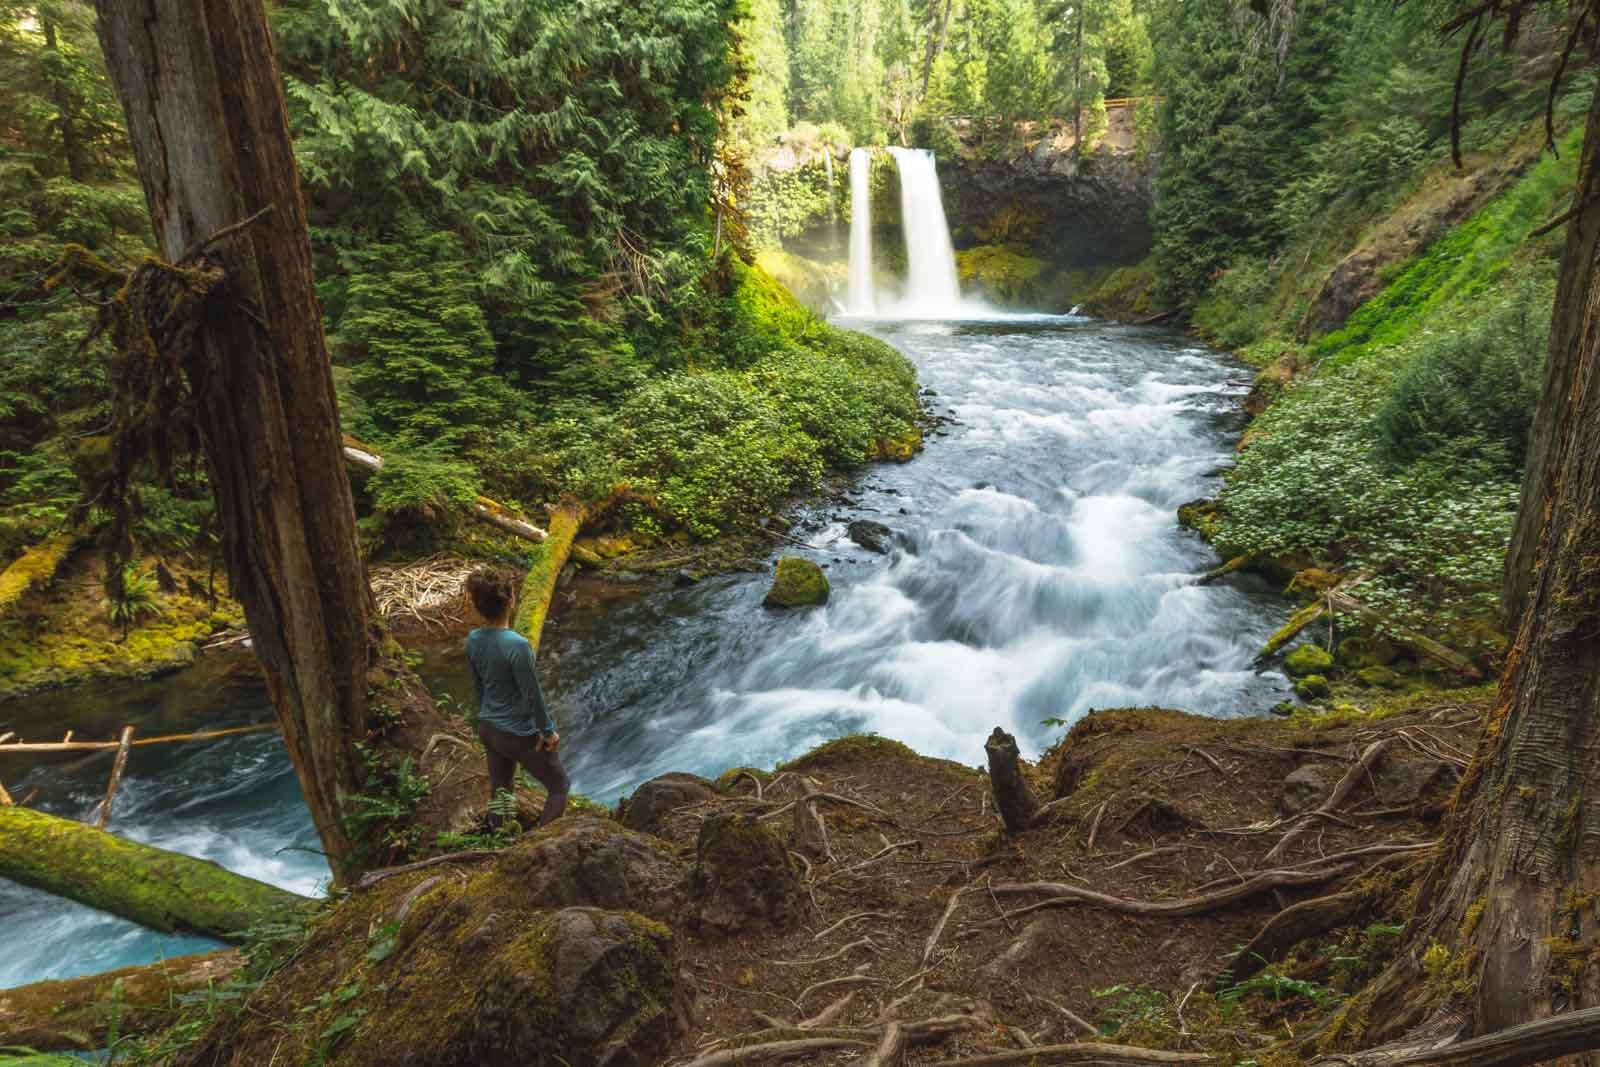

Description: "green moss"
955 244 1048 306
778 733 920 772
755 249 844 313
1284 644 1335 678
1080 257 1163 319
1294 673 1331 700
0 806 305 940
0 530 80 617
1355 665 1404 689
763 556 829 607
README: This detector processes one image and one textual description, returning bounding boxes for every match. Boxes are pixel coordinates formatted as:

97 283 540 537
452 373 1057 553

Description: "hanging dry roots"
369 555 476 628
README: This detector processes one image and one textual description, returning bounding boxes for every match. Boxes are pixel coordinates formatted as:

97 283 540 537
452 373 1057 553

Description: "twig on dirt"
800 991 858 1029
1105 845 1189 871
812 910 893 941
818 840 921 885
986 876 1017 933
867 1022 907 1067
1266 739 1393 862
1178 745 1232 779
355 848 501 890
773 938 882 968
919 1043 1212 1065
1085 801 1109 853
923 886 969 965
1026 993 1098 1038
990 865 1355 921
676 1036 873 1067
798 975 885 1007
421 732 473 762
1175 982 1199 1035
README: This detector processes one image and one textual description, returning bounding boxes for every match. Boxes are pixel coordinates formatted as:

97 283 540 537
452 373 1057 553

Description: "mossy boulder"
1177 498 1223 541
469 907 682 1067
1285 567 1340 600
872 426 923 463
621 773 719 836
172 821 689 1067
691 812 803 938
1355 665 1405 690
1284 644 1336 678
1294 673 1332 700
764 556 829 608
487 817 687 921
1337 635 1400 669
955 244 1049 306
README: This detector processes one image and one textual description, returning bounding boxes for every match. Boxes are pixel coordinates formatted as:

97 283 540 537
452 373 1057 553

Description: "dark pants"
478 721 569 828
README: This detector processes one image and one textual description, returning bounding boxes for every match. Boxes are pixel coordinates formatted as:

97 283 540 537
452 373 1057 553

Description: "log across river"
0 314 1292 988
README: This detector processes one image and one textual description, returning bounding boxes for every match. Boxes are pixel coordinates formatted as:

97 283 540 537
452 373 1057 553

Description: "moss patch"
763 556 829 607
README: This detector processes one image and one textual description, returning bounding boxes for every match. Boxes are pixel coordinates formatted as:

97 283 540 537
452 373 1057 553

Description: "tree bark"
1503 77 1600 633
0 949 242 1052
919 0 954 101
92 0 380 884
0 806 307 940
1361 76 1600 1054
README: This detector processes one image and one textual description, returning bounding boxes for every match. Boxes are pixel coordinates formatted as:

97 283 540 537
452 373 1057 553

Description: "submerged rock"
764 556 829 608
846 519 895 554
691 813 803 938
621 773 719 836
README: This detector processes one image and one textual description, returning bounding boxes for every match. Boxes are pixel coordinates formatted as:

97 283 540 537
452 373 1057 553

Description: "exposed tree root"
991 865 1353 921
1266 739 1393 862
1311 1004 1600 1066
922 1042 1213 1065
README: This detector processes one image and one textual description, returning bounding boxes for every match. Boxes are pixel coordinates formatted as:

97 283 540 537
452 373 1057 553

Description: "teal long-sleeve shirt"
465 626 554 736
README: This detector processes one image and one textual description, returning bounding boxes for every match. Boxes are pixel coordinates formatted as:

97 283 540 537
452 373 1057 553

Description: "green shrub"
367 452 481 523
1374 284 1549 472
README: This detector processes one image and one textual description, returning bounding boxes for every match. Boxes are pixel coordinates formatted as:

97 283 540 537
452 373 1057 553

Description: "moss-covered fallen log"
0 530 81 620
514 489 632 650
0 807 309 940
0 950 242 1052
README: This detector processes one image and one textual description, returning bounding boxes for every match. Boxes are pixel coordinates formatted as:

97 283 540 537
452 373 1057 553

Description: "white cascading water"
846 148 876 316
823 150 836 220
887 147 961 314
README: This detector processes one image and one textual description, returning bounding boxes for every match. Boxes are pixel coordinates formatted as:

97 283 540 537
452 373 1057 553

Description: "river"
0 314 1291 989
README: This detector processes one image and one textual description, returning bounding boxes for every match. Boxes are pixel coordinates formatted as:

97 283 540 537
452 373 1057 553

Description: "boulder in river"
763 556 829 607
846 519 895 554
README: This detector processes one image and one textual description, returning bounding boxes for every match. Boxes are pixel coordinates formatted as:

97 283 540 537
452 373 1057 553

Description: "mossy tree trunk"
91 0 379 883
0 806 306 941
1503 80 1600 633
1363 78 1600 1052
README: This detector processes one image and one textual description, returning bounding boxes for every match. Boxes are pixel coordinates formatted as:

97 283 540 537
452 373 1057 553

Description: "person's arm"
466 643 484 713
510 640 554 736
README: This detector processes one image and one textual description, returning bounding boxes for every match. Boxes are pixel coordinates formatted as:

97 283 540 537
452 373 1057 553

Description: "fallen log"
1195 554 1253 586
0 949 242 1052
0 722 277 754
1324 590 1482 680
1311 1004 1600 1066
341 435 547 544
514 488 632 650
0 806 309 941
0 529 81 619
93 725 135 829
1255 599 1328 665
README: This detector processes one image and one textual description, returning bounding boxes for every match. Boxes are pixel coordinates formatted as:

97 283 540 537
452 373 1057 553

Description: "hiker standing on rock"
465 567 569 829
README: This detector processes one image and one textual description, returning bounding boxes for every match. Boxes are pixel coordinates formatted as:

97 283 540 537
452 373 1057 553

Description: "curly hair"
466 567 517 622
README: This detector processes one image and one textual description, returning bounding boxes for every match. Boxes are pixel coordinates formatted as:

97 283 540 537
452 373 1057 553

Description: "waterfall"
823 151 836 221
846 148 876 316
887 147 961 314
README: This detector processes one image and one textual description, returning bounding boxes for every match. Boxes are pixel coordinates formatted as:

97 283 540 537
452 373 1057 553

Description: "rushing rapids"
0 314 1291 988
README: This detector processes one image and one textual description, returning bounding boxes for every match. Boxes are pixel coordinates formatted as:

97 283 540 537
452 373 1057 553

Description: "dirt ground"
642 695 1487 1064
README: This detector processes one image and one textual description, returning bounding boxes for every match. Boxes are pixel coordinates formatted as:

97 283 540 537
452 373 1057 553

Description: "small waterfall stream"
847 148 876 315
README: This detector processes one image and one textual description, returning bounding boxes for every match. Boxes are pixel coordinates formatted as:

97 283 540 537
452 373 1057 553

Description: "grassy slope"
1196 123 1580 660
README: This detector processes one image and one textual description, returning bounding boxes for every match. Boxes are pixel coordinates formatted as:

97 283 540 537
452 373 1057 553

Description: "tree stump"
985 727 1039 834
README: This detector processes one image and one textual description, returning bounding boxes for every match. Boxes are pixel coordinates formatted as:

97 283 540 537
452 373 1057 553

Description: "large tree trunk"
92 0 380 884
1502 81 1600 633
0 806 307 941
1360 78 1600 1052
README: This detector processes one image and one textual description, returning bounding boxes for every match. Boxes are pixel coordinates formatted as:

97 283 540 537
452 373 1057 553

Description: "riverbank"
7 689 1489 1064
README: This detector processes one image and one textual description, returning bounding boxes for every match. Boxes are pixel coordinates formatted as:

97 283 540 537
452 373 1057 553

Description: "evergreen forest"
4 0 1600 1064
